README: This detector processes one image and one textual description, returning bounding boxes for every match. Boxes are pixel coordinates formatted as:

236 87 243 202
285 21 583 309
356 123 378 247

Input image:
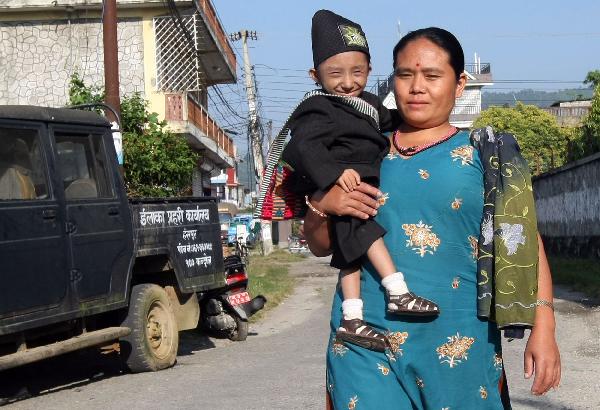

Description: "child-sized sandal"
336 318 389 352
386 291 440 316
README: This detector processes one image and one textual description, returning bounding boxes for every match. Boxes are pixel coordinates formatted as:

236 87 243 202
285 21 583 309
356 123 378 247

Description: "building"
378 57 494 129
0 0 239 195
543 100 592 127
210 167 248 209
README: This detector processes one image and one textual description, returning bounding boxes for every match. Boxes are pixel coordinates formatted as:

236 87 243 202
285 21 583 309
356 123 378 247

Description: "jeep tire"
120 284 179 372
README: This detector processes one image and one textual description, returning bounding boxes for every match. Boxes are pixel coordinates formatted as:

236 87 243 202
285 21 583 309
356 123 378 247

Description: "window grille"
154 13 204 92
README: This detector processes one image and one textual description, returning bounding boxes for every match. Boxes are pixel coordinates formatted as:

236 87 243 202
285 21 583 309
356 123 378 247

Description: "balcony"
464 63 492 83
165 94 235 169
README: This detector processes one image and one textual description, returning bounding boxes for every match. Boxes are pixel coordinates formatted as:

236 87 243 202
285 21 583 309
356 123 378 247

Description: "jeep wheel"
120 284 179 372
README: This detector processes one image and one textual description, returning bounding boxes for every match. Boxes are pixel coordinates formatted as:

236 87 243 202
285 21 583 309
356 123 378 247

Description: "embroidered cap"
311 9 370 69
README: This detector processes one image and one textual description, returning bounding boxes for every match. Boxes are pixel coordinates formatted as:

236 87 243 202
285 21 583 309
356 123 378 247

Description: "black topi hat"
311 9 370 69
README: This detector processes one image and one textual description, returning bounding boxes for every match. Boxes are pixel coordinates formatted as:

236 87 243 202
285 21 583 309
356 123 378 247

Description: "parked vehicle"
288 234 309 253
0 106 265 374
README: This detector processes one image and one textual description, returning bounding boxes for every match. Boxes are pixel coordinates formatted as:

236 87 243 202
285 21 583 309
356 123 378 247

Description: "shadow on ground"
0 328 231 406
0 348 123 406
554 286 600 309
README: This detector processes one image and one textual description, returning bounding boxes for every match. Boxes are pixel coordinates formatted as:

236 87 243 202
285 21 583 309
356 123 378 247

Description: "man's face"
310 51 371 97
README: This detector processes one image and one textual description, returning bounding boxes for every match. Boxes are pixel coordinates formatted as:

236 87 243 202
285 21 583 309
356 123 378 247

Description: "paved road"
1 254 599 409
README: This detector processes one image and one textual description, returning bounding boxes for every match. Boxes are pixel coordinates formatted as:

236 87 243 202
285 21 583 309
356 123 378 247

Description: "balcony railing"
464 63 491 75
543 106 591 118
165 93 235 158
187 96 235 157
196 0 236 71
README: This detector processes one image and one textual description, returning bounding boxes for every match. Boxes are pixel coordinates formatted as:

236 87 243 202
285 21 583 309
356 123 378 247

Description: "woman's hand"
311 183 381 219
523 235 561 395
303 182 381 256
524 311 561 395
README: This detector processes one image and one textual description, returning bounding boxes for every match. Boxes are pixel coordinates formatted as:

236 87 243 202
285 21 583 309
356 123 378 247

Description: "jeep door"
0 121 70 321
51 126 132 304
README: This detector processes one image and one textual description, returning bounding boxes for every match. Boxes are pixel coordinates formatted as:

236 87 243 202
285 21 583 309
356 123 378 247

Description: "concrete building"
378 58 494 129
210 167 248 209
544 100 592 127
0 0 239 195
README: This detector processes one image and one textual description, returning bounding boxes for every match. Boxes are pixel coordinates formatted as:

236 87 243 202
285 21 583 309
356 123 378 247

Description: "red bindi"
416 63 420 67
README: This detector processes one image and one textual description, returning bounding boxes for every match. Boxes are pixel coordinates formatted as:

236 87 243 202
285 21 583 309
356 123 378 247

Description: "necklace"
393 126 460 157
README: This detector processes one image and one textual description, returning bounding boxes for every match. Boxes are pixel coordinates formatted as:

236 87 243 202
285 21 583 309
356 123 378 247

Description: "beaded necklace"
393 126 460 157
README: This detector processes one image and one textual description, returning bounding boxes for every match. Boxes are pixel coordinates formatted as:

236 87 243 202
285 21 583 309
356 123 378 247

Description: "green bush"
67 73 199 197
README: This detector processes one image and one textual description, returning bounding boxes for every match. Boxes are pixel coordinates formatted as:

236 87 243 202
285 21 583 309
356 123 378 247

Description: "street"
1 254 599 410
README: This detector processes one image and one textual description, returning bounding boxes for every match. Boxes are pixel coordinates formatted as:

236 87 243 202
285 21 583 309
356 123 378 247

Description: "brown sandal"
386 291 440 316
336 318 389 352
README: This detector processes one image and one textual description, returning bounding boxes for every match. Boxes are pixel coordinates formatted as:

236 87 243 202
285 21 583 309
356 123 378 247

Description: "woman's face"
393 38 466 129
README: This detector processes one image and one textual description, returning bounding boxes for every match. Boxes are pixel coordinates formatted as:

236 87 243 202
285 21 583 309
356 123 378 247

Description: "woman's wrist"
305 195 328 218
532 306 556 334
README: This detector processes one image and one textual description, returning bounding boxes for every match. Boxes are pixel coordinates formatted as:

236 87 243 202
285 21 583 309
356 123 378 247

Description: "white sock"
381 272 409 295
341 298 363 320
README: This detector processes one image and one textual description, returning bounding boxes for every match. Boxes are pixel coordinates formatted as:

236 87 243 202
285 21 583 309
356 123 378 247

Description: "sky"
208 0 600 151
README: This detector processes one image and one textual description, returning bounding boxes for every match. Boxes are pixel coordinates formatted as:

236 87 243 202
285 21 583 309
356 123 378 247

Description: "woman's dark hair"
392 27 464 80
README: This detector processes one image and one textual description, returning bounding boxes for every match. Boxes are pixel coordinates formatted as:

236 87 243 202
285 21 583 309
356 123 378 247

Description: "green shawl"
470 127 539 338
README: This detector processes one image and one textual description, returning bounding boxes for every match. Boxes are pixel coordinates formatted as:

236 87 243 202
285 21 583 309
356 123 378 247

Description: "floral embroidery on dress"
452 277 460 289
377 363 390 376
436 332 475 368
348 395 359 409
419 169 430 179
402 221 441 257
494 353 503 370
385 331 409 361
451 198 462 210
416 377 425 389
468 235 478 260
450 145 474 165
377 192 389 206
331 338 349 357
479 386 488 399
386 151 398 160
499 223 526 255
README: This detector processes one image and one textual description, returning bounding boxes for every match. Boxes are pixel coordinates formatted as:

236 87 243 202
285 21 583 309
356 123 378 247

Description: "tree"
473 102 570 175
584 70 600 89
67 73 199 197
568 85 600 161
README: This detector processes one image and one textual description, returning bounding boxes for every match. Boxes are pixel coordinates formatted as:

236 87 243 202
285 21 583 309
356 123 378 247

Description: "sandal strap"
389 292 438 312
340 319 385 338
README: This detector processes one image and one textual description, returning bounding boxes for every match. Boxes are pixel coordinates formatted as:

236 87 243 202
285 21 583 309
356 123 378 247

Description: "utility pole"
103 0 123 167
266 120 273 147
230 30 273 255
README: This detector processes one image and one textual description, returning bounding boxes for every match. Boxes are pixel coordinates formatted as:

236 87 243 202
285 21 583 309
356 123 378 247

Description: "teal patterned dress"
326 131 507 410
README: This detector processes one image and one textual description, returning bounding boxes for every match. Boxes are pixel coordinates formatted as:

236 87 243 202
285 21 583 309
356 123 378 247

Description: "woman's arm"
304 184 381 256
524 234 561 395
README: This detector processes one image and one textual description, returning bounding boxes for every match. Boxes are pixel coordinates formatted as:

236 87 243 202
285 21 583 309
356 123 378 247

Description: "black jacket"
281 91 400 193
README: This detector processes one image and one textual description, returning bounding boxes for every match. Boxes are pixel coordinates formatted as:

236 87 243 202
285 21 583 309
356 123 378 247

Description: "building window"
154 13 204 92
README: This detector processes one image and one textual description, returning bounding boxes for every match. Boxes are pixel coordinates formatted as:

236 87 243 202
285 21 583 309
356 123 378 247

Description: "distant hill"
482 88 594 109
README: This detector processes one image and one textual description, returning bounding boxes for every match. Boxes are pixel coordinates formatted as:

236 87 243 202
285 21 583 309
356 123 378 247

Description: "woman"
304 27 561 409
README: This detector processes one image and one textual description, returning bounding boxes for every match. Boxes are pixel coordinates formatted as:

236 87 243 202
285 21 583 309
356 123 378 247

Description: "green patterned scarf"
470 127 539 337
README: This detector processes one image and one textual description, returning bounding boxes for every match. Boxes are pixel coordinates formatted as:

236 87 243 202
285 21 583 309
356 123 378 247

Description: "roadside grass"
548 257 600 301
247 249 305 322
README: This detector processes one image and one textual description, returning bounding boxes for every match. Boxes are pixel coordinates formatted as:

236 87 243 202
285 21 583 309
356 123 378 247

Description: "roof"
0 0 186 11
0 106 110 127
